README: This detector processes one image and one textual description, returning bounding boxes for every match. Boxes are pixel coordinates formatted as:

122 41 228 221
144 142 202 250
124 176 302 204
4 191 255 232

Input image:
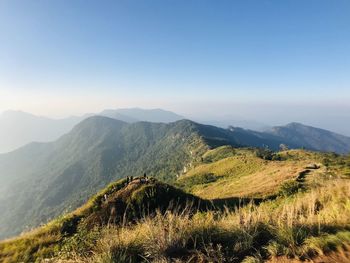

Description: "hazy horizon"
1 104 350 137
1 1 349 134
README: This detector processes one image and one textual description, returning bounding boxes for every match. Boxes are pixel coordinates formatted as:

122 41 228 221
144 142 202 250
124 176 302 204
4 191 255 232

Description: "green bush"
255 148 274 160
279 181 302 196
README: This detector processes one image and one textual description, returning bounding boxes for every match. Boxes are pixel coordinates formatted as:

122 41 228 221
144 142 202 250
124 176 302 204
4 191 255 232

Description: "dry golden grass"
179 149 324 199
2 179 349 262
0 178 129 263
193 162 303 198
69 180 350 263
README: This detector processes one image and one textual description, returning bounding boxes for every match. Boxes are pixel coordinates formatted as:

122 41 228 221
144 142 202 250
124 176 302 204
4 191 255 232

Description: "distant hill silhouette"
265 122 350 154
0 110 86 154
99 108 184 123
0 108 184 153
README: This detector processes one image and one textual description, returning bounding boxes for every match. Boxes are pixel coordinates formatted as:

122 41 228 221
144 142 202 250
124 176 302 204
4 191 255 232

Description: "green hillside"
267 122 350 154
0 117 209 239
0 178 208 262
0 147 349 262
176 146 341 199
1 116 349 241
0 116 305 240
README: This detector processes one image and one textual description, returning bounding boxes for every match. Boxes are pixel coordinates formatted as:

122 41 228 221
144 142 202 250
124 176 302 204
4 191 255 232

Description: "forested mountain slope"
266 122 350 154
0 117 210 239
1 116 349 239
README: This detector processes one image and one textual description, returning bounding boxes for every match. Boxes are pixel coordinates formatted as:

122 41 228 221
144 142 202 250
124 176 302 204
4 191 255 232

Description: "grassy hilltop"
177 146 345 199
0 147 350 262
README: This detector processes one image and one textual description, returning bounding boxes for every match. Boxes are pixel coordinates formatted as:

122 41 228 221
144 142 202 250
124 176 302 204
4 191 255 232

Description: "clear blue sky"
0 1 349 132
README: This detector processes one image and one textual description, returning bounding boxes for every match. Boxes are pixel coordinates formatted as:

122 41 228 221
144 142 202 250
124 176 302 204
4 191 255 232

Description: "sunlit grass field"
70 180 350 263
177 147 336 199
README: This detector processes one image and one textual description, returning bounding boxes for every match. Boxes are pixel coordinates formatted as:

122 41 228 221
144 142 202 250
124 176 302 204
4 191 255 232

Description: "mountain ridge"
99 107 184 123
0 117 208 239
266 122 350 154
1 116 350 239
0 108 184 153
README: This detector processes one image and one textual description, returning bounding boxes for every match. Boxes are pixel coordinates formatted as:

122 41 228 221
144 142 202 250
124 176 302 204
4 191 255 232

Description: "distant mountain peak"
0 108 185 153
99 108 184 123
267 122 350 154
1 110 36 118
81 115 127 124
285 122 303 127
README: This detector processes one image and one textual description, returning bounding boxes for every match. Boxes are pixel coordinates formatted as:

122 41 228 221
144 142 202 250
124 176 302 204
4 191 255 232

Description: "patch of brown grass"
70 180 350 263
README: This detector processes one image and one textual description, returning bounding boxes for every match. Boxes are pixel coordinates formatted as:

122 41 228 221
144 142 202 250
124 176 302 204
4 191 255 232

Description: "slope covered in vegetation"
0 116 311 240
1 147 350 262
1 116 349 239
266 122 350 154
176 147 344 200
70 180 350 263
0 118 208 239
0 177 207 262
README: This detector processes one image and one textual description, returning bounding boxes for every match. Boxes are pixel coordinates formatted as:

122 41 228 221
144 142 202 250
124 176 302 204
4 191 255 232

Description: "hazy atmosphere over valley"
1 1 350 262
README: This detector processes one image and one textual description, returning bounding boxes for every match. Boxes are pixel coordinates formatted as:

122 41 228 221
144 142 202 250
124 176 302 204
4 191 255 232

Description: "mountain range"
1 111 350 239
1 108 350 155
0 108 184 153
265 122 350 154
